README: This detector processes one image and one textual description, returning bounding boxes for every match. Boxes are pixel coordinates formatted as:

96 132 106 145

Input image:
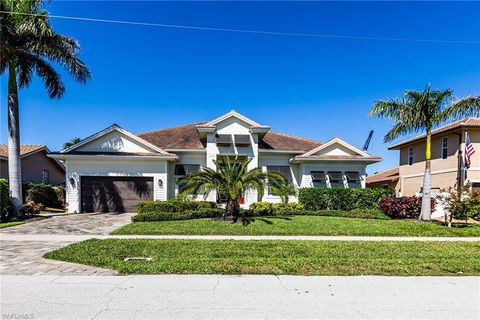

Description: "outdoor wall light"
158 179 163 189
69 177 76 189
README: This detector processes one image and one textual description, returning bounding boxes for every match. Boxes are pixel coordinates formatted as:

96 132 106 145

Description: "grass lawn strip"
0 221 24 229
112 216 480 237
44 239 480 276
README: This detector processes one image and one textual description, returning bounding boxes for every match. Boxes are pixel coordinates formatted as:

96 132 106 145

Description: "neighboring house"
387 118 480 196
366 167 400 191
0 144 65 185
49 110 381 213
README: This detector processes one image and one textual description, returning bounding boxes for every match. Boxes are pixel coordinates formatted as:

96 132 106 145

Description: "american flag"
465 131 476 169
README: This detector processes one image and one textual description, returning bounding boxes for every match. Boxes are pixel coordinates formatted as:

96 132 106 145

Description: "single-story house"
49 110 382 213
366 167 400 191
0 144 65 185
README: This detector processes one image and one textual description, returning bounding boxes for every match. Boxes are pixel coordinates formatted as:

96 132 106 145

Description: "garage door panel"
81 176 153 213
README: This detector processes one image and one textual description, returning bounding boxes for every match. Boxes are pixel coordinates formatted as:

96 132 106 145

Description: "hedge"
132 208 224 222
379 196 436 219
299 188 395 211
0 179 13 220
248 202 305 215
26 183 63 208
137 199 217 214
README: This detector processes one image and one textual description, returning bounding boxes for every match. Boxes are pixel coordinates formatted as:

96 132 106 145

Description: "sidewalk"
2 233 480 242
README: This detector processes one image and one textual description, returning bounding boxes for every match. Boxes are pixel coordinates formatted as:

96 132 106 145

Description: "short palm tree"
269 181 297 203
179 156 286 219
63 137 81 150
444 96 480 119
369 86 454 220
1 0 91 215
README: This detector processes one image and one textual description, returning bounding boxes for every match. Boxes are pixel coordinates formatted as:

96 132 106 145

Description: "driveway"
0 213 133 276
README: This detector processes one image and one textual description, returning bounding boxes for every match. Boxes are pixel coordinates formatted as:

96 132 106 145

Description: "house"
386 118 480 196
0 144 65 185
366 167 400 191
49 110 381 213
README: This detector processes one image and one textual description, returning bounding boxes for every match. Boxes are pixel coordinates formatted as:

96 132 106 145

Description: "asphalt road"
1 275 479 320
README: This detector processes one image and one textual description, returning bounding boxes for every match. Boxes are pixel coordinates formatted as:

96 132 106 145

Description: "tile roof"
389 118 480 149
366 167 399 184
137 123 322 152
0 144 46 158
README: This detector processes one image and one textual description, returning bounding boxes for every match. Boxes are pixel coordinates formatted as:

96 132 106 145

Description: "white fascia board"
204 110 264 128
48 154 178 161
164 148 206 153
258 149 305 154
300 137 371 158
290 157 382 164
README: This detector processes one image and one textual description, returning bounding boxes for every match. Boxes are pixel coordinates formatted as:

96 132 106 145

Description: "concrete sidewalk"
1 275 479 320
2 233 480 242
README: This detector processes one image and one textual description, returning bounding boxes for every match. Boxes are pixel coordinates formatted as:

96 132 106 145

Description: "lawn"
0 221 24 229
112 215 480 237
44 239 480 276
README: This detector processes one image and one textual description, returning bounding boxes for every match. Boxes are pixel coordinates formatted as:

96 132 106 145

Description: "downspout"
453 132 463 197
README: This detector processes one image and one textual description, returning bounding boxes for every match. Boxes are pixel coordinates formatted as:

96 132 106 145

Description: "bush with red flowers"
378 196 436 219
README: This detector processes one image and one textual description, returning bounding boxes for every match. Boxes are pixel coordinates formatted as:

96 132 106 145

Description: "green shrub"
137 199 217 214
299 188 395 211
248 202 274 215
0 179 13 221
132 208 224 222
248 202 305 215
273 202 305 214
26 183 63 208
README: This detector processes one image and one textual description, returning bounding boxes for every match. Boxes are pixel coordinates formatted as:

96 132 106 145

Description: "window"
267 166 293 195
442 137 448 159
327 171 344 188
234 134 250 146
408 147 414 166
174 164 200 177
345 171 361 188
310 171 326 188
216 134 232 146
42 170 49 184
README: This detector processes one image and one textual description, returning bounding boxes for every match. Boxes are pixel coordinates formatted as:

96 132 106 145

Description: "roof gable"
0 144 47 159
202 110 267 128
61 124 173 155
299 138 370 158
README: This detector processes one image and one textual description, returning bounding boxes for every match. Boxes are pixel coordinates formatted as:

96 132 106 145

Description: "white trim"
164 148 206 153
60 124 172 155
49 154 178 161
291 158 381 164
203 110 267 128
299 137 372 158
258 149 306 154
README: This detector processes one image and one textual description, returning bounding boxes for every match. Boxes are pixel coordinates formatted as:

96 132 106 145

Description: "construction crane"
363 130 374 151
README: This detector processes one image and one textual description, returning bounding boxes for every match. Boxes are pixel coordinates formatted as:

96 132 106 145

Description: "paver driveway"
0 213 133 276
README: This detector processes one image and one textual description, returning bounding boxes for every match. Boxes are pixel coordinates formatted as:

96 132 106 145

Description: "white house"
49 110 381 213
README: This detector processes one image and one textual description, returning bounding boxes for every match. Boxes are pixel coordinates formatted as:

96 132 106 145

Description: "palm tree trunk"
420 131 432 221
7 60 23 217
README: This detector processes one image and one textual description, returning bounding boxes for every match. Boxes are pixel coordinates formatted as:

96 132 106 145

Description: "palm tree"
369 86 454 221
1 0 91 215
444 96 480 119
179 156 286 219
269 181 296 203
63 137 81 150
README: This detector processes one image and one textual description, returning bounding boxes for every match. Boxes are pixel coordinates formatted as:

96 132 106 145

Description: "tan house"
380 118 480 196
0 144 65 185
366 167 400 191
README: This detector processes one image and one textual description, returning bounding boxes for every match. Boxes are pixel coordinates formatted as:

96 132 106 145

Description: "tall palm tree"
369 86 453 220
1 0 91 215
179 156 285 219
444 96 480 119
62 137 81 150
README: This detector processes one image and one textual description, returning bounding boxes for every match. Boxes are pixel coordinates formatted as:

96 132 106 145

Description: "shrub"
132 208 224 222
248 202 305 215
26 183 63 208
299 188 395 211
0 179 13 221
21 201 45 216
137 199 217 214
378 196 436 219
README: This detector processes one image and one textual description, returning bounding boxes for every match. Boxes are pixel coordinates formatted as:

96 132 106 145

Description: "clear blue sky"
1 1 479 173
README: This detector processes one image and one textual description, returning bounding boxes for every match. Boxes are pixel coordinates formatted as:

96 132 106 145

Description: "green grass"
44 239 480 275
112 215 480 237
0 221 23 229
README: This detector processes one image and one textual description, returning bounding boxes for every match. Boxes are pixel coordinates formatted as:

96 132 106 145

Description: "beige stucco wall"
398 129 479 195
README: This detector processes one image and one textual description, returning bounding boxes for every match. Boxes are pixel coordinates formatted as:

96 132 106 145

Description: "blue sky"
1 1 479 173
